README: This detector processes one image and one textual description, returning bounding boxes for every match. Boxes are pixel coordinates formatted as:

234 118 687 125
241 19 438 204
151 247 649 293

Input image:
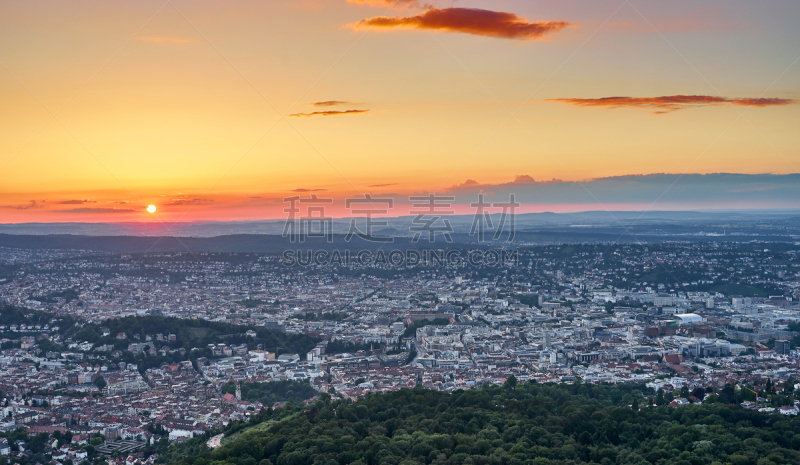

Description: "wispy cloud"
368 183 398 188
136 36 190 44
57 199 96 205
312 100 352 107
352 8 576 41
547 95 795 113
288 109 369 117
60 208 136 214
165 198 214 206
2 200 44 210
291 188 327 192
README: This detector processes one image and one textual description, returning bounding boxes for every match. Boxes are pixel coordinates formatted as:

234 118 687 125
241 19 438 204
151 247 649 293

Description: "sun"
146 205 157 214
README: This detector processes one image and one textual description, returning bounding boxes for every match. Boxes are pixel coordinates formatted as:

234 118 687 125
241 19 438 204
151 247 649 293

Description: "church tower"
235 381 242 401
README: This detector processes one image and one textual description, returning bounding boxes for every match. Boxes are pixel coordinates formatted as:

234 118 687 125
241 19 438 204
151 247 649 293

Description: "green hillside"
164 381 800 465
63 316 318 356
221 379 318 406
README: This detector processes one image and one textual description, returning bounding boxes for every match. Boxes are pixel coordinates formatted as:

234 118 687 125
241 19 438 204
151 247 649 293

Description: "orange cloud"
312 100 351 107
288 109 370 117
135 36 190 44
514 175 536 183
547 95 795 113
352 8 575 41
57 199 96 205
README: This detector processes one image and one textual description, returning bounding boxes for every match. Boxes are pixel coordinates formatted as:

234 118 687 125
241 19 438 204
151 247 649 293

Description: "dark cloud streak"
312 101 352 107
353 8 575 41
57 199 96 205
547 95 795 113
288 109 369 117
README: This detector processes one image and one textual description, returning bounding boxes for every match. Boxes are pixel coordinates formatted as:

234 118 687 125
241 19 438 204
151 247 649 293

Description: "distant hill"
0 303 78 337
2 210 800 237
64 316 319 356
0 210 798 253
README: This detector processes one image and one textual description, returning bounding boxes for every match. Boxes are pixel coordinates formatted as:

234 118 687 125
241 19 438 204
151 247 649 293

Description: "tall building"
775 340 791 355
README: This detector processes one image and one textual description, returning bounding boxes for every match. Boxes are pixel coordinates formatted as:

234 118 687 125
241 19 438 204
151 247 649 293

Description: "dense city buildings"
1 241 800 463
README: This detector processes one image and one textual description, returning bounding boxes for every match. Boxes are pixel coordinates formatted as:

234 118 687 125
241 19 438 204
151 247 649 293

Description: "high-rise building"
775 340 791 355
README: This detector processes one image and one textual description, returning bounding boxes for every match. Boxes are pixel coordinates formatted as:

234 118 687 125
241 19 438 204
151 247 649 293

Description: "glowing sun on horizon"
146 205 157 214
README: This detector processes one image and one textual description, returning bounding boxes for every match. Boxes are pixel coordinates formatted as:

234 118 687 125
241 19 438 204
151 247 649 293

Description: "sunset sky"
1 0 799 224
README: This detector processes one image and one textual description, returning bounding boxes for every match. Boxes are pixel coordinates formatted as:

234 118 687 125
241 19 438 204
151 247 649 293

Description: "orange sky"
1 0 798 223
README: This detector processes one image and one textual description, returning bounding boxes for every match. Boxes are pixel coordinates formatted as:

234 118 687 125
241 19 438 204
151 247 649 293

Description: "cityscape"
2 234 800 463
2 0 800 464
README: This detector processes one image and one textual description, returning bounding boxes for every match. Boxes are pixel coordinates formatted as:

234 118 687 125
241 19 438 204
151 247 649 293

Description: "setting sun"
146 205 156 214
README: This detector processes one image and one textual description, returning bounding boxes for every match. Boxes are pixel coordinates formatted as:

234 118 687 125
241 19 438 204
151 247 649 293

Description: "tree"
656 389 665 406
719 384 736 404
94 376 106 391
504 375 517 390
157 382 800 465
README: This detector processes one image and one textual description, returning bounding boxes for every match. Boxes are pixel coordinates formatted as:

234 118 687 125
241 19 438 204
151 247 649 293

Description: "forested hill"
63 316 318 356
166 381 800 465
0 303 78 336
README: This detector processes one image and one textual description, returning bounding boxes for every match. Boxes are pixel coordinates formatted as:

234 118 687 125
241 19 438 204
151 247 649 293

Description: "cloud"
368 183 398 188
136 36 190 44
291 188 327 192
450 179 480 188
60 208 136 213
514 175 536 183
165 198 214 206
547 95 795 113
2 200 44 210
438 173 800 210
352 8 576 41
312 101 351 107
57 199 96 205
288 109 370 117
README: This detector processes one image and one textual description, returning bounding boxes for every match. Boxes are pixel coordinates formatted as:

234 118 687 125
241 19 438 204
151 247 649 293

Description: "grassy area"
220 412 300 445
187 327 212 339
